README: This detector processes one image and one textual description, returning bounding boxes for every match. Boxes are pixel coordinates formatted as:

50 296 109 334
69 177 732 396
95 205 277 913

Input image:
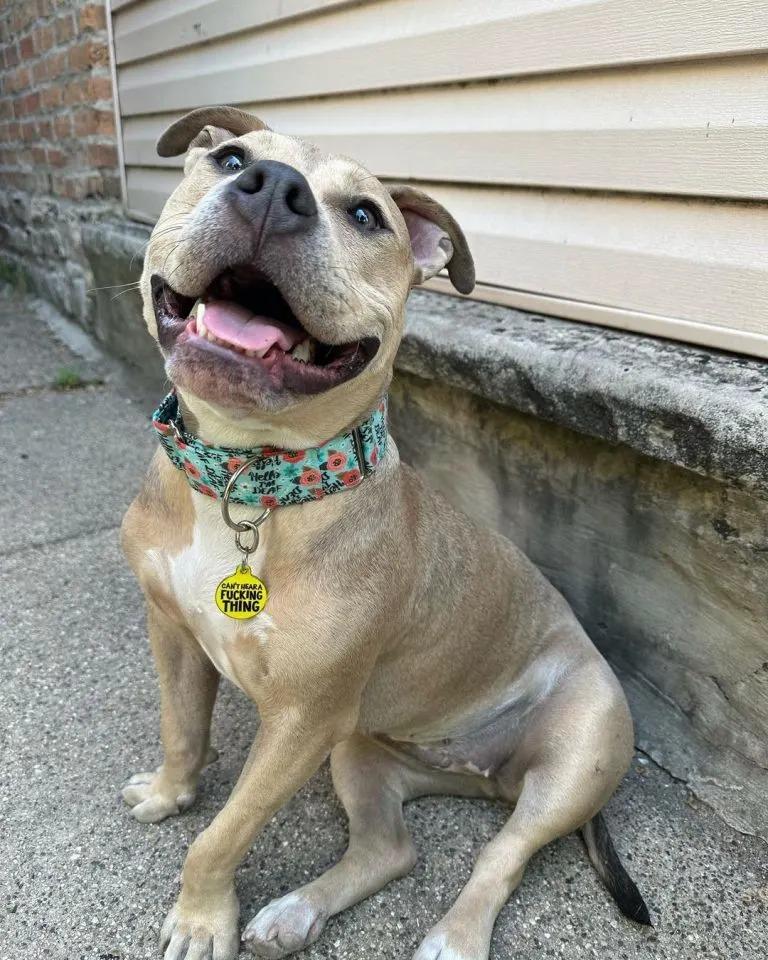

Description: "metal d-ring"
221 454 272 533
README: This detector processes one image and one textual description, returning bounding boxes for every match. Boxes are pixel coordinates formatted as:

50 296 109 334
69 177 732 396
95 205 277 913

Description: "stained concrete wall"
390 374 768 841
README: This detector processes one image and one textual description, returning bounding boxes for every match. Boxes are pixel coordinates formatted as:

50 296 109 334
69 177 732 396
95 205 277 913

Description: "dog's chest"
157 496 273 689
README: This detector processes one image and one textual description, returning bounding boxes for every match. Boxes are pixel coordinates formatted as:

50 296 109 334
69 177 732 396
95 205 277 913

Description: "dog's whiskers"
160 237 192 280
164 245 194 287
110 286 143 303
87 281 141 293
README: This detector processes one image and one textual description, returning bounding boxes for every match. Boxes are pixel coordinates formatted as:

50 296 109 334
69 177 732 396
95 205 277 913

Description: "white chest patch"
154 494 274 689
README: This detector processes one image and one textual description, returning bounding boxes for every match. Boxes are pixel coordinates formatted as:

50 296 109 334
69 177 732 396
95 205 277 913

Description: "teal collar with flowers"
151 392 388 508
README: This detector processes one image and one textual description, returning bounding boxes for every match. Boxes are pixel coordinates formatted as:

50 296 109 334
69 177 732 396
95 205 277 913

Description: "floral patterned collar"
151 392 388 508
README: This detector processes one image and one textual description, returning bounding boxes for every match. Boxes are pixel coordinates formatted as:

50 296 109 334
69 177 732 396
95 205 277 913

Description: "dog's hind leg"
412 662 644 960
242 733 494 959
122 601 219 823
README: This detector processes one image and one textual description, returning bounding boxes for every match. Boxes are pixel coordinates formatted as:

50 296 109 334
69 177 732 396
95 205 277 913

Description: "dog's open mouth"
151 267 379 402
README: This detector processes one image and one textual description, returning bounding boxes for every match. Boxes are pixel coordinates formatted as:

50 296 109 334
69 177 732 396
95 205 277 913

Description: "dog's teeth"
245 349 256 357
196 302 207 336
291 338 312 363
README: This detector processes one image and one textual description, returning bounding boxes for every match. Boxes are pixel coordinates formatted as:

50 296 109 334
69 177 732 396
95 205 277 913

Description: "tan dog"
121 106 650 960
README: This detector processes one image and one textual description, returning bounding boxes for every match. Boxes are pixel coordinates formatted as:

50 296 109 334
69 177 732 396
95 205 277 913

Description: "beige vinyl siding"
109 0 768 358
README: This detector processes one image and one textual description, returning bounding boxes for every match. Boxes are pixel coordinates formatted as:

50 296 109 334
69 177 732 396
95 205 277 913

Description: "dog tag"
215 563 268 619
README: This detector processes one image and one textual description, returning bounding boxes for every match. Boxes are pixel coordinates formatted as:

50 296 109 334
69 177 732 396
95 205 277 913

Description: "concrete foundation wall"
390 373 768 841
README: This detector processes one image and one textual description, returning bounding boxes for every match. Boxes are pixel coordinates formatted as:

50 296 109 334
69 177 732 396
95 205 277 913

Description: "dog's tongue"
202 300 304 355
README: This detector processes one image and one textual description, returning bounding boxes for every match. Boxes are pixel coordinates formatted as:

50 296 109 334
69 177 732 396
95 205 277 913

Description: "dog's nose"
231 160 317 234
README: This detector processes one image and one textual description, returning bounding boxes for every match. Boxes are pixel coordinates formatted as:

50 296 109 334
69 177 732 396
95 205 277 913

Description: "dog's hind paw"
121 770 195 824
242 892 328 958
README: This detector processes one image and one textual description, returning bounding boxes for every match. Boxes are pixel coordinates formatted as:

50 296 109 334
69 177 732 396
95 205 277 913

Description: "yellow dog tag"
215 563 268 619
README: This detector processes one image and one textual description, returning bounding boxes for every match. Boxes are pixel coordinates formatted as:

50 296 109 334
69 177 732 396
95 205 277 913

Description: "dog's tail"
580 811 652 926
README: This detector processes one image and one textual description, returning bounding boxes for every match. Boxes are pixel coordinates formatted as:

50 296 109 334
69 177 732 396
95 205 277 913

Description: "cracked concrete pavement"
1 289 766 959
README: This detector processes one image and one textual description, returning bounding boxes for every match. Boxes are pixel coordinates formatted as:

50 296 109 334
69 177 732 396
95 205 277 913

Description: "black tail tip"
635 902 653 927
582 812 653 927
615 882 653 927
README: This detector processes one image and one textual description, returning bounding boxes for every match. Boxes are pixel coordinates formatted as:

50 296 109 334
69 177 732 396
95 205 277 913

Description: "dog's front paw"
122 770 196 823
160 889 239 960
242 892 328 958
412 923 491 960
122 749 218 823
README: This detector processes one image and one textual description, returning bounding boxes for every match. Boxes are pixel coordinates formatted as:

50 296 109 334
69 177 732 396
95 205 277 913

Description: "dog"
121 105 651 960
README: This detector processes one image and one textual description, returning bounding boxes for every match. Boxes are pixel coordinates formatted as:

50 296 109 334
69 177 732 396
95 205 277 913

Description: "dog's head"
141 106 474 434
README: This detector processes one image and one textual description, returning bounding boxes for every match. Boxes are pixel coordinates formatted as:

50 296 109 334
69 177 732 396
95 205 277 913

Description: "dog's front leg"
123 601 219 823
160 702 352 960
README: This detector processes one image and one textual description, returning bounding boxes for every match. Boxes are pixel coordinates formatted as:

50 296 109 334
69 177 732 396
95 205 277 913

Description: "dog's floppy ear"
156 105 270 158
388 184 475 294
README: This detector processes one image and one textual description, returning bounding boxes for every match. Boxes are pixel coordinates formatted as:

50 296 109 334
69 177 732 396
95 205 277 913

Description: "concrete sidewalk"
1 288 765 960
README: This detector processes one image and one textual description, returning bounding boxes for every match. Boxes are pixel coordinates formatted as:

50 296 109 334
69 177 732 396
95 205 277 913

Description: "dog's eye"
349 203 382 232
218 152 244 173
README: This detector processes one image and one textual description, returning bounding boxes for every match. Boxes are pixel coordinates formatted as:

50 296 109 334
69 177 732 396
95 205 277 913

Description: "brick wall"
0 0 121 325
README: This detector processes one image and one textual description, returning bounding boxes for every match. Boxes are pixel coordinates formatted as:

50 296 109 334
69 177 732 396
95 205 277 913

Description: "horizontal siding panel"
116 0 768 113
418 183 768 336
114 0 367 65
121 56 768 199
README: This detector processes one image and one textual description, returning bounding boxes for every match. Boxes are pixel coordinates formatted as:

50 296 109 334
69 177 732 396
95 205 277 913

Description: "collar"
151 392 388 508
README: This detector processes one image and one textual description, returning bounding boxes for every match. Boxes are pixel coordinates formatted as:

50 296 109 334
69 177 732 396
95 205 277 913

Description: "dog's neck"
175 383 387 451
176 390 325 449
